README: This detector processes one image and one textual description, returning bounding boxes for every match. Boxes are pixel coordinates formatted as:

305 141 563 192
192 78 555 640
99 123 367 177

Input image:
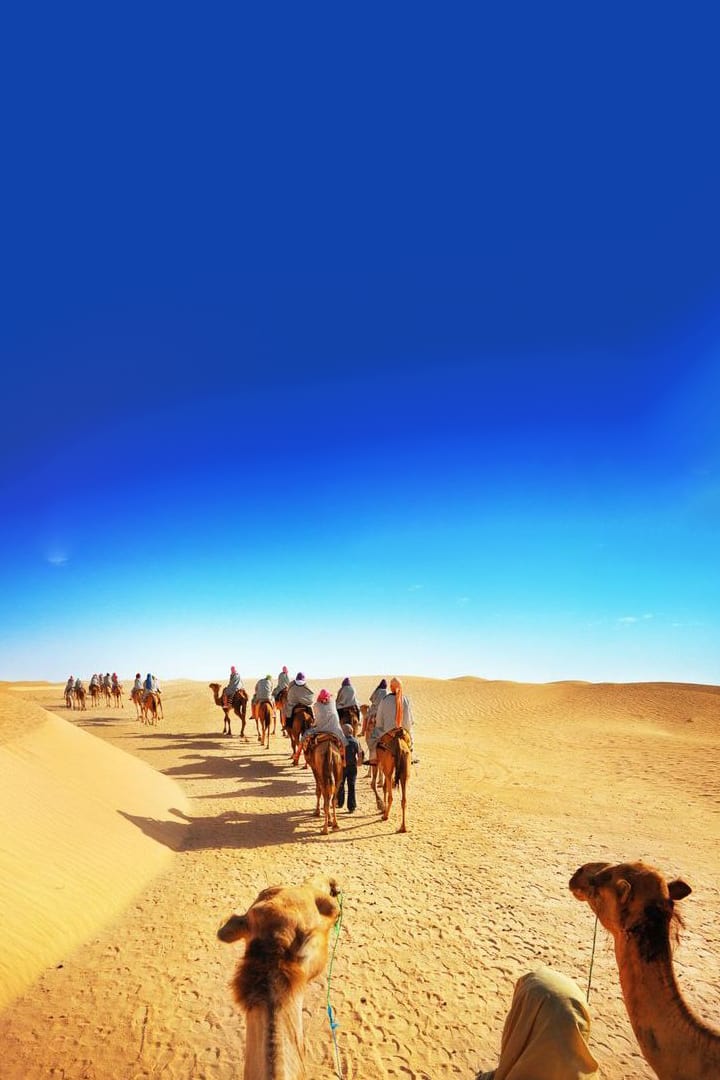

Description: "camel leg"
383 774 393 821
373 766 384 811
322 796 329 834
330 784 340 831
398 777 407 833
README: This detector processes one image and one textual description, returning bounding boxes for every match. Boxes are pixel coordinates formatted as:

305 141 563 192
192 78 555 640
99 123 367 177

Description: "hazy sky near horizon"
2 5 719 685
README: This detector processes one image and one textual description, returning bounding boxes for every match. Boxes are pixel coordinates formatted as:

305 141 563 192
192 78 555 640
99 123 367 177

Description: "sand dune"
0 676 717 1079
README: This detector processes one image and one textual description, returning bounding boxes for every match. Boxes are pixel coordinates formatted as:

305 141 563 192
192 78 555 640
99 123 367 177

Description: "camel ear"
217 914 250 943
668 879 692 901
615 879 632 905
315 894 340 919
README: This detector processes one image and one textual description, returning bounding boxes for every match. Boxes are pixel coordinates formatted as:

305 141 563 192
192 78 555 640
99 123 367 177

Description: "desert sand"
0 675 718 1079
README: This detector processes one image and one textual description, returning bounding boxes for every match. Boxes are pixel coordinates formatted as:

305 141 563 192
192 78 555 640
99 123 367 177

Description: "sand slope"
0 689 189 1011
0 676 718 1079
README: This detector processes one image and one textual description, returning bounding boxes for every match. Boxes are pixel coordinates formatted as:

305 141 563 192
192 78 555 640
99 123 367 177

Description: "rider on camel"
221 666 243 709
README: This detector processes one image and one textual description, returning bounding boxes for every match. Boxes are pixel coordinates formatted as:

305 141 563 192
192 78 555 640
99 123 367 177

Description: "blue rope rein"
326 891 344 1080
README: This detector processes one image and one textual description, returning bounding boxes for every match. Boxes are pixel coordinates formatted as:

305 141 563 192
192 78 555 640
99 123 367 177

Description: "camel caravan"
208 669 417 835
64 671 163 725
217 863 720 1080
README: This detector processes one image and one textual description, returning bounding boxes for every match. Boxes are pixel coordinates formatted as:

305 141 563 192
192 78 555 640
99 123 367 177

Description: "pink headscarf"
317 689 331 704
390 677 403 727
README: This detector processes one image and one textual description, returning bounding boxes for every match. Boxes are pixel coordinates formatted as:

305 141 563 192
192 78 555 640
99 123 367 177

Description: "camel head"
570 861 691 955
218 876 341 1010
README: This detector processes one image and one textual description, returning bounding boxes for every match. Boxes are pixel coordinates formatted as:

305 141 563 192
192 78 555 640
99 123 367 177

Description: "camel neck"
614 930 720 1080
243 996 306 1080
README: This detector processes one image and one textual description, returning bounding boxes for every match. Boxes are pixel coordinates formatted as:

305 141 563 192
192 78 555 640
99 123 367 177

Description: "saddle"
305 731 345 766
306 732 343 750
376 727 411 754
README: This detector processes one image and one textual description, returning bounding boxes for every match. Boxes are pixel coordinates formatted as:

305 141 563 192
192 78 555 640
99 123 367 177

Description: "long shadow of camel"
117 804 346 851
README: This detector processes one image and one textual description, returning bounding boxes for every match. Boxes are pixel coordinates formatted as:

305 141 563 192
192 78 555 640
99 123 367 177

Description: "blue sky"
1 4 719 683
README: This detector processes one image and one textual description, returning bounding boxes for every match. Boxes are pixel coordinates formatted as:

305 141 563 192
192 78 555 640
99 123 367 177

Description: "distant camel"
209 682 248 738
288 706 314 763
338 703 360 736
75 686 87 711
374 727 411 833
256 700 273 750
130 687 143 719
218 875 341 1080
103 684 112 705
274 687 288 736
89 683 101 708
64 688 74 710
111 684 124 709
305 734 344 834
142 692 163 726
570 860 720 1080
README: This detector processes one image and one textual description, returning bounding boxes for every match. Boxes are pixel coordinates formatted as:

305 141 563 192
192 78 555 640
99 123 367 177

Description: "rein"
326 891 344 1080
586 913 599 1002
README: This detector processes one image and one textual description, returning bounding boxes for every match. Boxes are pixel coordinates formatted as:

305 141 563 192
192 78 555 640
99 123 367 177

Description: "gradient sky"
2 4 719 684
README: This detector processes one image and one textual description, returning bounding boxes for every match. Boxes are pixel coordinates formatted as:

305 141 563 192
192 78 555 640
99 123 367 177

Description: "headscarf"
375 678 387 691
341 677 350 686
480 966 598 1080
282 665 288 674
296 672 306 684
317 689 331 704
231 665 237 674
390 677 403 727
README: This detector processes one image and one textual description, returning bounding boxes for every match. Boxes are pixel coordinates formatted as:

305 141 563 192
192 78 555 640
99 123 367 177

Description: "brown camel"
570 860 720 1080
111 683 124 709
338 704 360 736
218 875 341 1080
142 692 163 725
75 685 87 711
256 700 273 750
374 727 411 833
274 687 288 736
288 706 314 763
89 683 101 707
130 687 143 719
304 734 343 834
64 688 74 710
209 682 248 737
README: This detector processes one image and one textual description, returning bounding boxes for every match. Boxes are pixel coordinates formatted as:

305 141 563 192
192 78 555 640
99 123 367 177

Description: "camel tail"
323 746 336 792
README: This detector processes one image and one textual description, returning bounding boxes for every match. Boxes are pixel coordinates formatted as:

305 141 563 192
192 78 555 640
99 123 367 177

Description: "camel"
89 683 101 707
374 727 411 833
256 700 273 750
111 683 124 709
288 706 314 763
304 734 343 834
209 682 248 738
130 687 144 719
338 703 360 736
570 860 720 1080
74 685 87 711
142 692 163 725
64 688 75 710
218 875 341 1080
274 687 288 737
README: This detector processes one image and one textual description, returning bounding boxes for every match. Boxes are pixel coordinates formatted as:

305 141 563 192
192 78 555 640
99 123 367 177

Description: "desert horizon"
0 673 718 1078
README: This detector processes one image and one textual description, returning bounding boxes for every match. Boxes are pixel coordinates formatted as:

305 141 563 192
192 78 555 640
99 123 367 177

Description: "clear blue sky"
1 4 719 684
